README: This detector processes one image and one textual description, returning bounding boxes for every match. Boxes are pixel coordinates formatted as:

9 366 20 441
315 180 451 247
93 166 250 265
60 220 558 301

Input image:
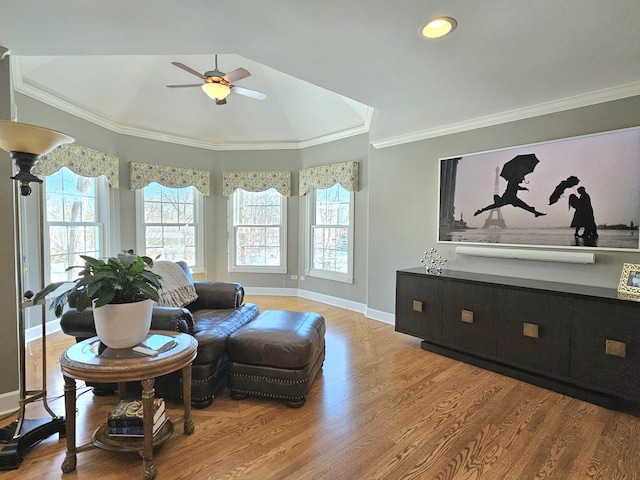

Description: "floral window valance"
222 170 292 197
129 161 211 196
35 144 120 188
299 161 359 196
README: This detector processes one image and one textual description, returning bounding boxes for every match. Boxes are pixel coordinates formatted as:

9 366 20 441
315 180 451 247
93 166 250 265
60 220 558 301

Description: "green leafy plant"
33 250 162 317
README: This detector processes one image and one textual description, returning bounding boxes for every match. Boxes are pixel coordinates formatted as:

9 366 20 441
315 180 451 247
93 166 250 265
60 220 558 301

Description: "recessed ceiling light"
419 17 457 39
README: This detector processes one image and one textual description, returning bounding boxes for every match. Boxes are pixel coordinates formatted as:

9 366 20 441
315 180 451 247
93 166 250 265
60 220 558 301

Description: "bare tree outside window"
45 168 101 283
312 184 350 273
233 188 283 267
142 183 197 265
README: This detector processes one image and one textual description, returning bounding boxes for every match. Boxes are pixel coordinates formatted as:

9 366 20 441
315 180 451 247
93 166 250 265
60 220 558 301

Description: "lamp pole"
0 115 74 469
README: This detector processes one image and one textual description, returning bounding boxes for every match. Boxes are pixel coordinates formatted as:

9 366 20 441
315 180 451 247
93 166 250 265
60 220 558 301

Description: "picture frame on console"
438 126 640 252
618 262 640 296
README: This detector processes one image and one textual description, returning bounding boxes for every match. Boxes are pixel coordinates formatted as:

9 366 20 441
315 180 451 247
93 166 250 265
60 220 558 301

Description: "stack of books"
107 398 166 437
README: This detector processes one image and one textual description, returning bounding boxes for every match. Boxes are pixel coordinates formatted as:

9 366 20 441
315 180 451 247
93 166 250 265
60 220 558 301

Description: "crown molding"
371 82 640 149
12 63 373 151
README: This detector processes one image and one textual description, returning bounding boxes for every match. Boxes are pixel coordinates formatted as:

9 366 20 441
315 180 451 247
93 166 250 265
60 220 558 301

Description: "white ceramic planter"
92 299 154 349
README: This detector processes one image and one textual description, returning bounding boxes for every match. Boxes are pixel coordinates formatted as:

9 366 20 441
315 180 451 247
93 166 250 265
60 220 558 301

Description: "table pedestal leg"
182 364 194 434
61 376 76 474
141 378 157 480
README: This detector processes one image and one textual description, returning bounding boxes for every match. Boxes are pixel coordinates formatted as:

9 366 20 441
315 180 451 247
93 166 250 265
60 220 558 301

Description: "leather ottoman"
227 310 326 407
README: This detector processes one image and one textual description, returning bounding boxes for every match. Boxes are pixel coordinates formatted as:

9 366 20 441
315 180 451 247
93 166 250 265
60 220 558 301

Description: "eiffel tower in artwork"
482 166 507 229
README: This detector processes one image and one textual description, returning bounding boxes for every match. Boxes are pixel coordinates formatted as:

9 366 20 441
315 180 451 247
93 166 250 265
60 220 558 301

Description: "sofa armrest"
60 306 194 338
151 306 194 333
190 282 244 310
60 308 98 337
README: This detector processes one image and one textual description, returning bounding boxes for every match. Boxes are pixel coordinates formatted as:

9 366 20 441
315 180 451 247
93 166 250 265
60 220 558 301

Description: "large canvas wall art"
438 127 640 251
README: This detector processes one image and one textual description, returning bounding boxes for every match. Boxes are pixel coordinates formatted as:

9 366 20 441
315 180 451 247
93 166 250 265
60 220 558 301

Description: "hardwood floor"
3 295 640 479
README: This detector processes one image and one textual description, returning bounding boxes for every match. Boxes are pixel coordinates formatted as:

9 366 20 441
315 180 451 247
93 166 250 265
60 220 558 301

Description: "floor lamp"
0 120 74 469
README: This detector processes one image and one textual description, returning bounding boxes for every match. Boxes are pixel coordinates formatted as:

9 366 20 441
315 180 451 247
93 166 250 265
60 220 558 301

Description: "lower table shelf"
92 420 174 452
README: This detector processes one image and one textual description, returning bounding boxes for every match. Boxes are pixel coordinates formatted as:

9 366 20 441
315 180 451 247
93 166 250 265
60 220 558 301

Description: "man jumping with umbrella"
474 154 547 218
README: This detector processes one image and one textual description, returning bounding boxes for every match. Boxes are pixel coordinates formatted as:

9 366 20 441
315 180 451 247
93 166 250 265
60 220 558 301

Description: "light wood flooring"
2 295 640 479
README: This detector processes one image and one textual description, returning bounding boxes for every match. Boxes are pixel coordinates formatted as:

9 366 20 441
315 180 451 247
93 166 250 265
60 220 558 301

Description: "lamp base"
0 417 66 470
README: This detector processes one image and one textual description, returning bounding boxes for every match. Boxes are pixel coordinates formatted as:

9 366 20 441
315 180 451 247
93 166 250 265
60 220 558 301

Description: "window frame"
227 188 287 274
41 168 114 286
135 183 205 273
304 184 354 284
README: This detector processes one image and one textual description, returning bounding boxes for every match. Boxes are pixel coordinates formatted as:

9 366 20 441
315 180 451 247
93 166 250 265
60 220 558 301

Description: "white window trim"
135 186 205 273
42 173 113 286
304 186 354 284
227 189 287 274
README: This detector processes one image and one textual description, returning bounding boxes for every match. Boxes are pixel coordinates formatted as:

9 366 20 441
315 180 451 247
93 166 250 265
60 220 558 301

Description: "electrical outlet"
291 275 298 280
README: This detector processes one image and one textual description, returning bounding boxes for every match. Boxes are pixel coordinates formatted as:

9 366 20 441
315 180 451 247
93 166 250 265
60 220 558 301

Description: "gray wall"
368 95 640 314
14 94 370 306
216 149 302 288
13 92 640 323
299 135 370 305
0 53 19 397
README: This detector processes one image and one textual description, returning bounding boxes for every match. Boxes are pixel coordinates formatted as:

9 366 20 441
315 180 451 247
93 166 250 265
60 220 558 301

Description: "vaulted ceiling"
2 1 639 150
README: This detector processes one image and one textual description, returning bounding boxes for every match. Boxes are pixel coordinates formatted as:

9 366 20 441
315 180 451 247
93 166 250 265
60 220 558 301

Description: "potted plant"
34 250 162 349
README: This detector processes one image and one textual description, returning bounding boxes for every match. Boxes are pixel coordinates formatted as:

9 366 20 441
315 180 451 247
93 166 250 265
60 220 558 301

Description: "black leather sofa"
59 261 260 408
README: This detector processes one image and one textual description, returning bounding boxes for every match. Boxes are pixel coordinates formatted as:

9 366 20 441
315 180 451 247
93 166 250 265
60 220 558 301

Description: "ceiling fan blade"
171 62 207 80
216 98 227 106
232 86 267 100
166 84 203 88
223 68 251 83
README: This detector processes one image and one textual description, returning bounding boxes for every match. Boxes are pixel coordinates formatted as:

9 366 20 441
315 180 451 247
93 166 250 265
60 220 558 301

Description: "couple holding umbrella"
473 154 547 218
549 175 598 238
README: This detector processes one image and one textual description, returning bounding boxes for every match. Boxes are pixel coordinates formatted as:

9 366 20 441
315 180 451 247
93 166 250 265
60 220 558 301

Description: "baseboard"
365 308 395 325
244 287 300 297
0 390 19 417
25 321 62 343
297 289 367 314
243 287 391 321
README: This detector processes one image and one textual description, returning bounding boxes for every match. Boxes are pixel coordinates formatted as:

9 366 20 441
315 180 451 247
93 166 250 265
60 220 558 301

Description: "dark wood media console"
395 267 640 410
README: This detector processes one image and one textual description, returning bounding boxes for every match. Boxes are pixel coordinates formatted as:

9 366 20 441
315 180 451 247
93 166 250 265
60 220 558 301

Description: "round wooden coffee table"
59 331 197 480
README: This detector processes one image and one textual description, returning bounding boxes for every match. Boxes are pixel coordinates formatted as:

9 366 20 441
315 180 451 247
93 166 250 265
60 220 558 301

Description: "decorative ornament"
421 248 447 275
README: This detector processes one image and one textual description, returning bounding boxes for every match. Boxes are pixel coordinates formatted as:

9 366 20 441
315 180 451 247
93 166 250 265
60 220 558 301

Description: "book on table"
107 398 166 437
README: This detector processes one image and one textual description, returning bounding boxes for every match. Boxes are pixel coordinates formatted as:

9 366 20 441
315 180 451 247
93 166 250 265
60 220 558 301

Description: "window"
136 183 203 271
306 183 354 283
43 167 111 283
228 188 287 273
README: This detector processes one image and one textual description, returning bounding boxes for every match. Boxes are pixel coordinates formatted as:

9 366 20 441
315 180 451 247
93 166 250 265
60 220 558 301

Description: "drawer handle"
412 300 423 313
461 309 474 324
605 339 626 358
523 323 539 338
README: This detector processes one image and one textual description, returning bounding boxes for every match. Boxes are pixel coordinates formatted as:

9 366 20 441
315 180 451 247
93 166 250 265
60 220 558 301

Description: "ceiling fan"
167 55 267 105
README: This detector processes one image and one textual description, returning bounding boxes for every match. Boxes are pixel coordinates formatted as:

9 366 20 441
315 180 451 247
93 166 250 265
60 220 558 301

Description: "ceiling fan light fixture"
202 82 231 100
419 16 457 39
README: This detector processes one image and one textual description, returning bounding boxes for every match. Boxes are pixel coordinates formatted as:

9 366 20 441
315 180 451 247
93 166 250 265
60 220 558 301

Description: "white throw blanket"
151 261 198 308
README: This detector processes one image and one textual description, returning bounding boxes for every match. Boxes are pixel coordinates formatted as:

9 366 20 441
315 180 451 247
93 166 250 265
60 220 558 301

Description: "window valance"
35 144 120 187
130 161 211 196
299 161 359 196
222 170 292 197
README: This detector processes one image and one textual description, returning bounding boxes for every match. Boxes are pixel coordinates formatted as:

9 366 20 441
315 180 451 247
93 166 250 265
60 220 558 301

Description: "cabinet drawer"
395 272 442 340
442 281 498 356
498 289 571 376
571 299 640 399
